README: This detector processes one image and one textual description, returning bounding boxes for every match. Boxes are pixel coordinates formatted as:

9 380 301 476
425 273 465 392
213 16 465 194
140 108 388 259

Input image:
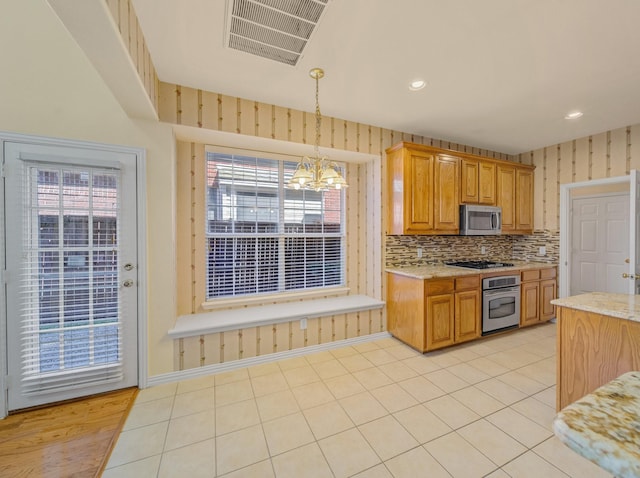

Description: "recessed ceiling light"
564 111 583 120
409 79 426 91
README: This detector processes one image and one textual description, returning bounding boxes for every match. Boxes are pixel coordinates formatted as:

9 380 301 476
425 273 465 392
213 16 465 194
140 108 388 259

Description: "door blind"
18 162 123 395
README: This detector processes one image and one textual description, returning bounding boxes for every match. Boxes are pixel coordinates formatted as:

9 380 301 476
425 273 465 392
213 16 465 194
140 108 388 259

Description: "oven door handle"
484 286 520 296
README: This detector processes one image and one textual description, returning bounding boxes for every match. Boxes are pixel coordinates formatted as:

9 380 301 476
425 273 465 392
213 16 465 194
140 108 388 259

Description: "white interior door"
4 141 138 411
570 193 629 295
629 170 640 294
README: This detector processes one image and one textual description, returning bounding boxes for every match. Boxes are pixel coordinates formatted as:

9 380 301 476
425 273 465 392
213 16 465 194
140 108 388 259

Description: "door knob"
622 273 638 280
124 263 134 271
625 258 630 264
122 279 134 287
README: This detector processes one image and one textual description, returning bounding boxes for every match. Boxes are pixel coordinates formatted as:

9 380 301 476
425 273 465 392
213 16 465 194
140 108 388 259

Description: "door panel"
570 194 628 295
4 141 138 410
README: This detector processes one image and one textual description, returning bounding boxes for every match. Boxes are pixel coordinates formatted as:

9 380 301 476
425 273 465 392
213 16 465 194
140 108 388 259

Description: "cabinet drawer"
455 275 480 290
426 279 455 295
540 267 557 279
521 269 540 282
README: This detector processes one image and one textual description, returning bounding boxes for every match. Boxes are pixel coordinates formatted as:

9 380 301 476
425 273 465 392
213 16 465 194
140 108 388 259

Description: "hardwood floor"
0 388 137 478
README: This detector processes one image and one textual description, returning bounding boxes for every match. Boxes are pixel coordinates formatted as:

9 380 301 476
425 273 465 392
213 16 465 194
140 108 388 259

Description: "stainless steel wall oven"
482 275 520 335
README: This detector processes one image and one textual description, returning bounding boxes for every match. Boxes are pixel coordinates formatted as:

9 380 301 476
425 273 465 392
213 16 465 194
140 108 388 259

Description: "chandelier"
287 68 348 191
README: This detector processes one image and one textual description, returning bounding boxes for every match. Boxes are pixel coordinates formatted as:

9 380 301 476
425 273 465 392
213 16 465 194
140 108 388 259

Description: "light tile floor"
104 323 613 478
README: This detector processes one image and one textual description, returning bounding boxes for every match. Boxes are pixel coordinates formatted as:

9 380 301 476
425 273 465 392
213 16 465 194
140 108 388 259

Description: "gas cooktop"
445 260 514 269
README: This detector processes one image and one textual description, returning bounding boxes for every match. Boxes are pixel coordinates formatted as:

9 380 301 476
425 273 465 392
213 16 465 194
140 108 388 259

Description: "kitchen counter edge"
551 292 640 322
385 261 556 280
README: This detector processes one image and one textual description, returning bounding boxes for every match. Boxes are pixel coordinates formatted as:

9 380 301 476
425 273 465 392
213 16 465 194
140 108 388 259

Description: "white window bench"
168 294 385 340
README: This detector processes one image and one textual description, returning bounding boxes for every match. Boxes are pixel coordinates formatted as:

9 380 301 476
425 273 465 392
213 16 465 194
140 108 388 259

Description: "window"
206 151 345 299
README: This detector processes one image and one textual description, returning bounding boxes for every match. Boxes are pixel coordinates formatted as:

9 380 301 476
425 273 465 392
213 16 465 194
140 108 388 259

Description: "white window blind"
206 151 345 299
19 162 123 395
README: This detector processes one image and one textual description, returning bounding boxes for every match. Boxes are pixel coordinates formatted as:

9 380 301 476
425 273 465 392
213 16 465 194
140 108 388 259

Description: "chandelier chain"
314 73 321 154
286 67 348 191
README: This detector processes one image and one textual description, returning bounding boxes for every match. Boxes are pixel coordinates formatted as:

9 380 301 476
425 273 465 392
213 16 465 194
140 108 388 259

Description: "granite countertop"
551 292 640 322
553 371 640 478
385 260 556 280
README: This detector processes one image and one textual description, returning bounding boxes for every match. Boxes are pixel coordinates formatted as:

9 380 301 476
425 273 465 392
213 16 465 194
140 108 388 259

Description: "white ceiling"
131 0 640 155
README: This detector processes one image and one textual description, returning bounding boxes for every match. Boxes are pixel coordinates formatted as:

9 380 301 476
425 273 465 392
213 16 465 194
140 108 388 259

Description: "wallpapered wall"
105 0 158 112
518 127 640 231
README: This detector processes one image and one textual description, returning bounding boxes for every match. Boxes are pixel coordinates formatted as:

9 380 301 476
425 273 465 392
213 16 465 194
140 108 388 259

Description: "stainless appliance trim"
459 204 502 235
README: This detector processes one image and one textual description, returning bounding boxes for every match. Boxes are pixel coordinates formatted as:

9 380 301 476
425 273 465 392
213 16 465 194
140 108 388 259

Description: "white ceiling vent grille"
226 0 329 66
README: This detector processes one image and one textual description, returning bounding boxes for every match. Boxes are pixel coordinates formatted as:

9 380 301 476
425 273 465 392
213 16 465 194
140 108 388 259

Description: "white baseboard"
146 331 392 388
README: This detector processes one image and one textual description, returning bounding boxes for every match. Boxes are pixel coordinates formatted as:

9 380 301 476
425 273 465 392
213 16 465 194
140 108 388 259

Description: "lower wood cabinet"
387 272 480 352
455 288 481 343
426 292 455 350
520 266 557 327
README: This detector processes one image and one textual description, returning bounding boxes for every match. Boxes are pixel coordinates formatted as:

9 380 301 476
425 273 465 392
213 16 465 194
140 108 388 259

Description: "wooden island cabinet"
555 293 640 410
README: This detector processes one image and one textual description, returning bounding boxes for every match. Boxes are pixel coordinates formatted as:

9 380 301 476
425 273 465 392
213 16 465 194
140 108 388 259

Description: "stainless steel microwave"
459 205 502 235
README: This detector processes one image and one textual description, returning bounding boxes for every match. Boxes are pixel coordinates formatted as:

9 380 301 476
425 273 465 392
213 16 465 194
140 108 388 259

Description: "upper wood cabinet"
386 142 533 235
386 143 459 235
496 163 534 234
434 154 460 232
460 158 496 205
516 168 534 232
496 164 516 232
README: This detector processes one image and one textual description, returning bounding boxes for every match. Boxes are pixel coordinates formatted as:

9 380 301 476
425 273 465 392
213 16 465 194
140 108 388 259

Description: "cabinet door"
478 161 496 205
434 155 460 232
516 168 534 233
540 279 557 322
426 293 455 350
460 158 479 203
496 165 516 233
406 150 435 233
387 147 435 235
455 289 480 343
521 281 540 326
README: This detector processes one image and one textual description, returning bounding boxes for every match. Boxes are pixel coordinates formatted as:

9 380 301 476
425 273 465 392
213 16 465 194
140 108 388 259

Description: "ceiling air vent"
225 0 329 66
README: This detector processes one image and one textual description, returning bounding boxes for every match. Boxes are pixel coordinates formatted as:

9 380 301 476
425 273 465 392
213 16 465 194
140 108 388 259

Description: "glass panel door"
5 141 138 410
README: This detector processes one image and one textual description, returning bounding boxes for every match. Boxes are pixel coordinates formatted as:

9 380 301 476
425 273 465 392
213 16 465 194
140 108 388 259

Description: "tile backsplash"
512 230 559 263
385 230 559 268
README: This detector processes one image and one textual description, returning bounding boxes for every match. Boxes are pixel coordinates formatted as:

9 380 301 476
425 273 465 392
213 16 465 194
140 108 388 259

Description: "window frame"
203 147 348 304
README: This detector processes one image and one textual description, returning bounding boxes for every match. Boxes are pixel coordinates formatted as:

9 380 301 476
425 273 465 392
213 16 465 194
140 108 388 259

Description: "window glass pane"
26 165 122 383
93 250 118 321
63 251 90 326
39 251 60 327
207 237 278 297
206 151 345 299
285 237 343 290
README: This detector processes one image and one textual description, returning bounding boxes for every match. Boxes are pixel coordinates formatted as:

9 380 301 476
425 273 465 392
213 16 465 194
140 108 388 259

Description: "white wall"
0 0 177 376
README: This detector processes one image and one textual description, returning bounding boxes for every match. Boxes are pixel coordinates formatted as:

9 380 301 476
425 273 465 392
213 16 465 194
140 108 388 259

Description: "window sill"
168 294 385 339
